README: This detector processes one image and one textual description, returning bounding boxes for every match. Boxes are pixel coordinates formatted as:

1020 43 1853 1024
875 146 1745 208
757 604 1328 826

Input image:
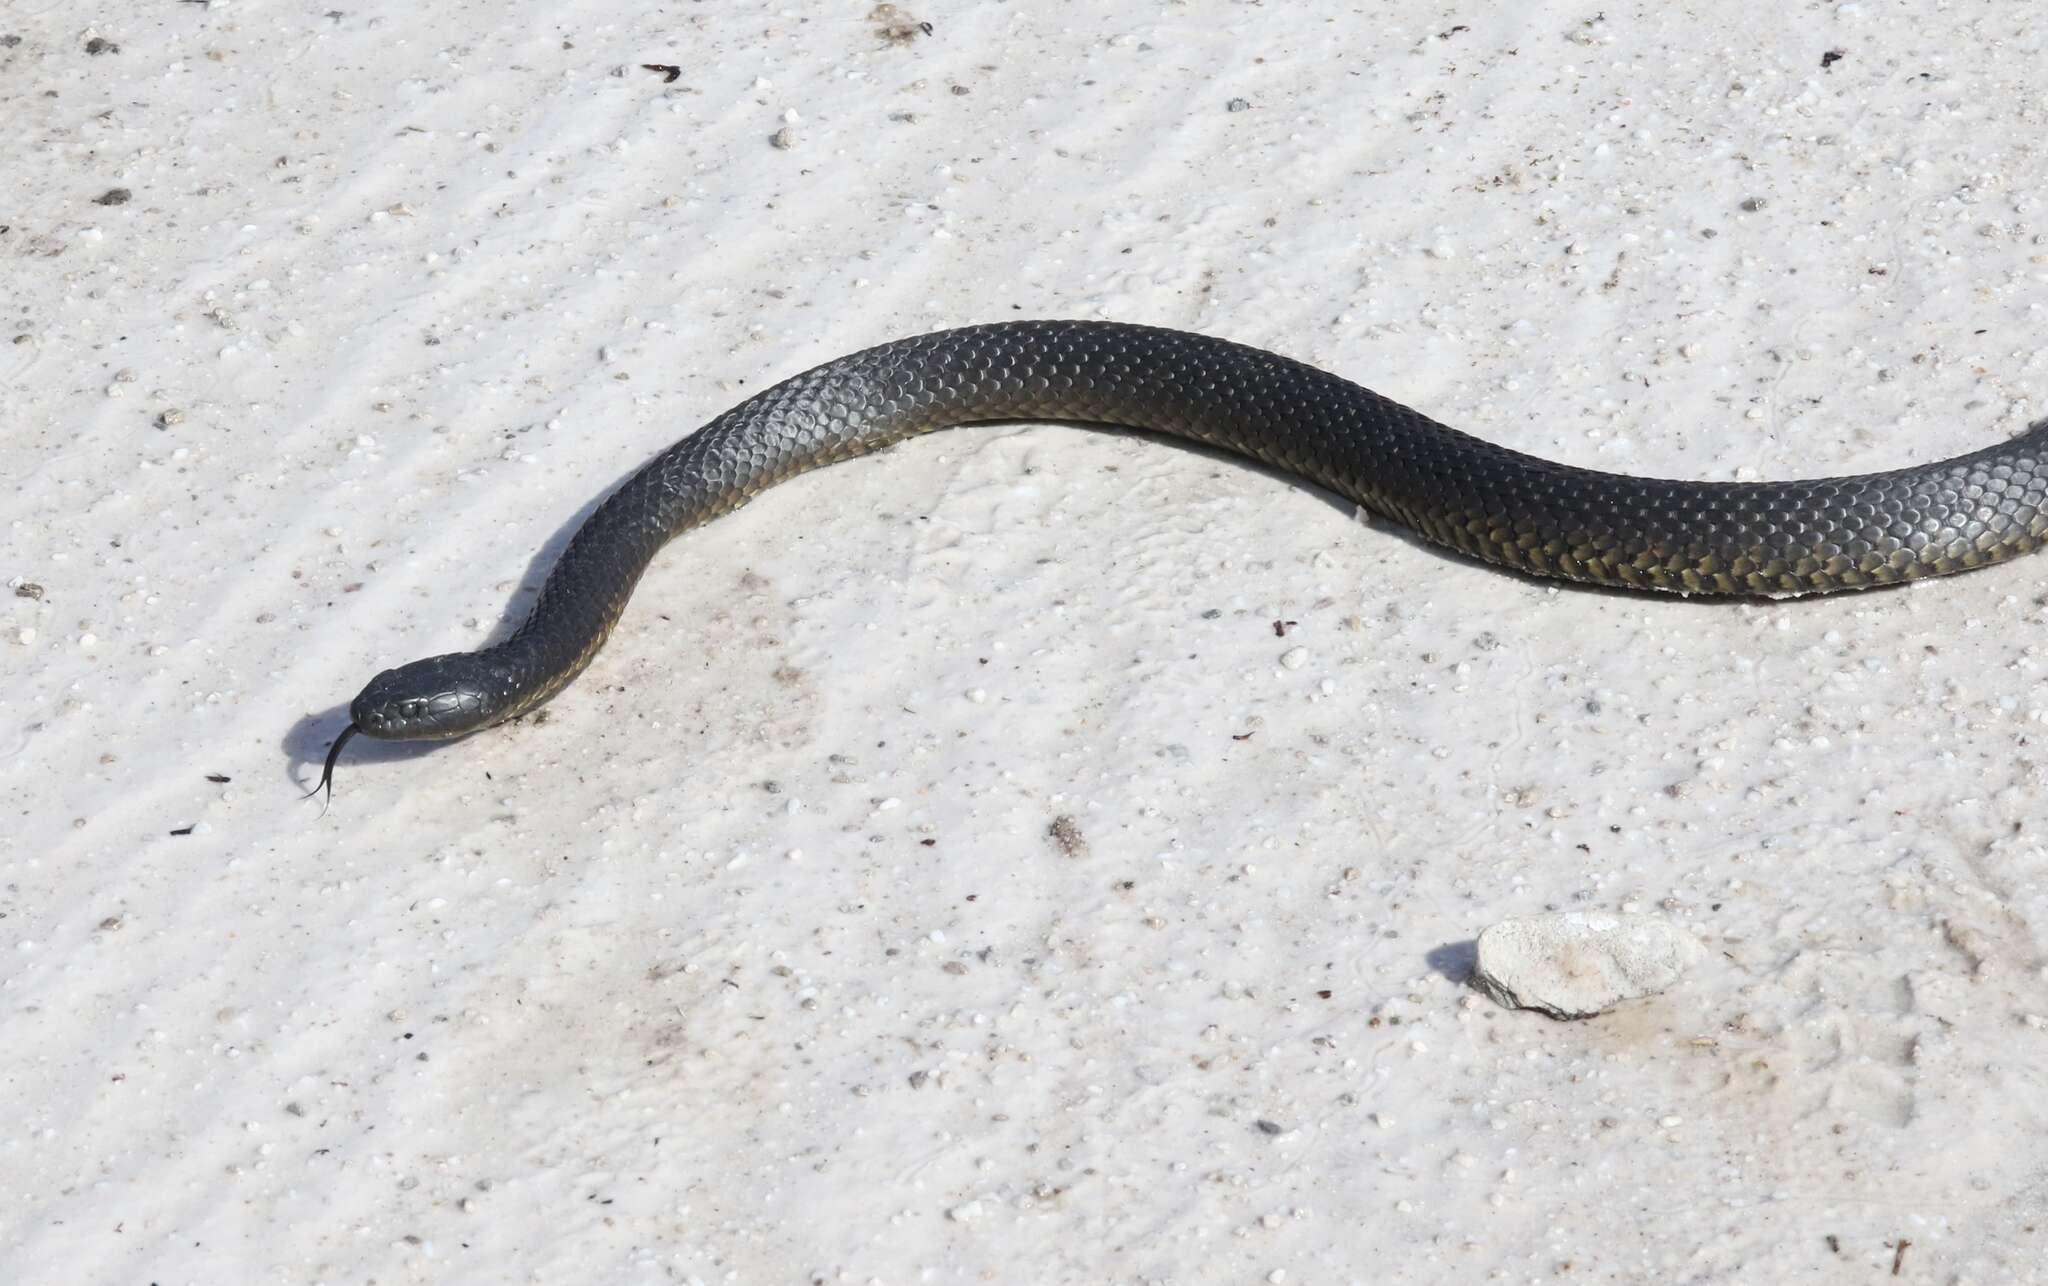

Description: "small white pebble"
1279 646 1308 670
946 1200 984 1223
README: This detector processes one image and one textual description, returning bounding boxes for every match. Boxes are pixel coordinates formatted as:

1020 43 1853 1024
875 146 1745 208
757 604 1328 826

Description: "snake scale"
312 320 2048 795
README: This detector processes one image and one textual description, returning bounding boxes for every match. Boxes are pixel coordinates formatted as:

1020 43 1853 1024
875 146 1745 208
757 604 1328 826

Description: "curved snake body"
316 321 2048 790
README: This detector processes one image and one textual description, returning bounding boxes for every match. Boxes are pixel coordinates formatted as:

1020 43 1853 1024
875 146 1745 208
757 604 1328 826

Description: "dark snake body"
324 320 2048 781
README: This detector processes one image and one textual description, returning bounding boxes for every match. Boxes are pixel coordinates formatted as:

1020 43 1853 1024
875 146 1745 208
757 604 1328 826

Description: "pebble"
1279 646 1308 670
946 1200 985 1223
1469 911 1702 1020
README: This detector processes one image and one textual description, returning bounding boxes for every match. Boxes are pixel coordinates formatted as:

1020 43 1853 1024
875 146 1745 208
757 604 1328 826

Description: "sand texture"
5 1 2048 1281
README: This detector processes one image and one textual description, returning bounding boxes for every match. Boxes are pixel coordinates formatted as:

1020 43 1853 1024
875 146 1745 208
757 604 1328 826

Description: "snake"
311 319 2048 797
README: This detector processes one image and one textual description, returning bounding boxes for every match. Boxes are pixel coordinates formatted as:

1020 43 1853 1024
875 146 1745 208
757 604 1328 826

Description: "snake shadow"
285 415 1922 794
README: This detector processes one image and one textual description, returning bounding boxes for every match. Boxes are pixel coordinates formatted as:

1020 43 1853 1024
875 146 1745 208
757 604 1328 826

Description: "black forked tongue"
304 723 360 810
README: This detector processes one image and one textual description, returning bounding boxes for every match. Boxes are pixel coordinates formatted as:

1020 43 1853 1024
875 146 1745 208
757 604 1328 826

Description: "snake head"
350 654 504 740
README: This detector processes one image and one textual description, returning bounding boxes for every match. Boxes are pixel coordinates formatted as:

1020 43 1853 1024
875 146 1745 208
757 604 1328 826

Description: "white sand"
6 1 2048 1281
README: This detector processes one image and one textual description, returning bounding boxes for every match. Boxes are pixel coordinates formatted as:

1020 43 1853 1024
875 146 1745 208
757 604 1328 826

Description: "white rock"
947 1200 985 1223
1470 912 1702 1020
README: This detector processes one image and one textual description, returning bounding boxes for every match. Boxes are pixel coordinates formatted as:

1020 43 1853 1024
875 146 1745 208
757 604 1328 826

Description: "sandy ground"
6 1 2048 1282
